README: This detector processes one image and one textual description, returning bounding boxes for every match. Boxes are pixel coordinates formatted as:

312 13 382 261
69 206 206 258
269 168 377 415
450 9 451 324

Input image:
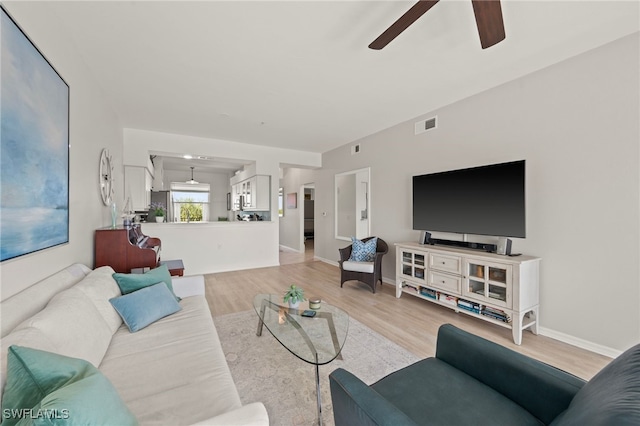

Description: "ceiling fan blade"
471 0 505 49
369 0 440 50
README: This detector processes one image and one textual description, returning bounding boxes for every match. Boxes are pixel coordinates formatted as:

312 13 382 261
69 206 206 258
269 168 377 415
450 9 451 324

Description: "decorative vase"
110 202 117 228
155 216 164 223
288 300 300 309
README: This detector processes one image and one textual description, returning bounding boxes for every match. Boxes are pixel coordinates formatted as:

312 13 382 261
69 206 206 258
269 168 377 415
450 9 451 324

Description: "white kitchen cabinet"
124 166 153 212
231 175 270 211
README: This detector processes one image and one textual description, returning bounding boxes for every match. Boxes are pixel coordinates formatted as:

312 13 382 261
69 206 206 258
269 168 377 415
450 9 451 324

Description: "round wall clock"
99 148 115 206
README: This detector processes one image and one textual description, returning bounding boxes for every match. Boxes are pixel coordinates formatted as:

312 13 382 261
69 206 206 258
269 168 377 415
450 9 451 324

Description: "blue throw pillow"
109 283 181 332
1 346 137 426
349 237 378 262
112 264 179 300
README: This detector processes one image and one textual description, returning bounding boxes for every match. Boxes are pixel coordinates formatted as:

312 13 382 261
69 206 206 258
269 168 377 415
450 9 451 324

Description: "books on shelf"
457 298 481 314
404 282 512 323
438 293 457 306
419 288 437 299
480 306 511 323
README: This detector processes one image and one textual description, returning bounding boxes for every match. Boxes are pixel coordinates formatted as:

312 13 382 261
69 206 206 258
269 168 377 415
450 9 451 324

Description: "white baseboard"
316 256 338 267
538 327 621 358
279 244 302 253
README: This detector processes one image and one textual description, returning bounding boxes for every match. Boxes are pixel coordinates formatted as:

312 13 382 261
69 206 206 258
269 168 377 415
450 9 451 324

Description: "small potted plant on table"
283 285 305 309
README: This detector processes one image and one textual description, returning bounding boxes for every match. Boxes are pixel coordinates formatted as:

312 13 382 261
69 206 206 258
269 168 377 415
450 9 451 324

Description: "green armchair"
329 324 640 425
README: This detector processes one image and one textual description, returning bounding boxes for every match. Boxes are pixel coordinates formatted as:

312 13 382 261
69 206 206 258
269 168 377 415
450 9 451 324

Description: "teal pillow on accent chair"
1 346 137 426
112 264 179 300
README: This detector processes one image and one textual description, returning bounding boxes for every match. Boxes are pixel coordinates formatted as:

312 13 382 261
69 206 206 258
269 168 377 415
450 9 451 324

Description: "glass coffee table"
253 294 349 425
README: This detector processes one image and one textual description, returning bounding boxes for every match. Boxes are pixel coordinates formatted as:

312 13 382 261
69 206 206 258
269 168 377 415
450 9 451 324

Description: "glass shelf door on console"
467 263 507 304
402 251 425 280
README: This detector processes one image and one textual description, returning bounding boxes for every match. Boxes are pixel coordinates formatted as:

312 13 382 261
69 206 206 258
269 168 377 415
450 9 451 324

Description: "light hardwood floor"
204 245 611 381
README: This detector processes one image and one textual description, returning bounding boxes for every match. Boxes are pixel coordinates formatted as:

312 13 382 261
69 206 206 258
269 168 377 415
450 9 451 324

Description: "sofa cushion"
99 296 242 425
110 283 181 332
1 346 136 426
342 261 375 273
171 275 205 298
349 237 378 262
73 266 123 334
1 264 91 338
112 264 178 300
551 343 640 426
12 287 113 368
371 357 543 425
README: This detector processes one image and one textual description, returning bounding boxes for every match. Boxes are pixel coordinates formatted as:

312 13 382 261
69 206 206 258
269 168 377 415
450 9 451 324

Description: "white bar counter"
141 221 279 276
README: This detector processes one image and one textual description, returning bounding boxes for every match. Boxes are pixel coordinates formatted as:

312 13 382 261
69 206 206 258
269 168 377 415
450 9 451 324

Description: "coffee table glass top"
253 294 349 365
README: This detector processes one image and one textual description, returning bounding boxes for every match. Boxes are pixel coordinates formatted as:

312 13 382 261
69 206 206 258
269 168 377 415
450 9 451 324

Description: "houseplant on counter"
283 285 305 309
151 202 166 223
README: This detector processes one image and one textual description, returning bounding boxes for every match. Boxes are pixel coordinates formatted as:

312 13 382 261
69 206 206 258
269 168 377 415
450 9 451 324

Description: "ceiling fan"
369 0 505 50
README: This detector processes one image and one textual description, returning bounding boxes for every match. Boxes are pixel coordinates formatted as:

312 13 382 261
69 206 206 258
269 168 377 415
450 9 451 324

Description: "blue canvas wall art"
0 7 69 262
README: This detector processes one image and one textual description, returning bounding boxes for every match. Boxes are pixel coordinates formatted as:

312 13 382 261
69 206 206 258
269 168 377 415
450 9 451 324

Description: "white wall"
0 3 123 300
301 33 639 353
142 222 279 275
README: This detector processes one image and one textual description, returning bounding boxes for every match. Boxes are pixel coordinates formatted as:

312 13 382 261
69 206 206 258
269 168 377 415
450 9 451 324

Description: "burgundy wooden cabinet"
94 225 161 273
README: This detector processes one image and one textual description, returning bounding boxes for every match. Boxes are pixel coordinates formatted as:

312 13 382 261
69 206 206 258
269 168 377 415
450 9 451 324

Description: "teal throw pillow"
109 283 182 332
112 264 179 300
1 346 137 426
349 237 378 262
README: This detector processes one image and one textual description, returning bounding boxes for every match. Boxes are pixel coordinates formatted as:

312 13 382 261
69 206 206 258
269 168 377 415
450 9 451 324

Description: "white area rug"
215 310 421 425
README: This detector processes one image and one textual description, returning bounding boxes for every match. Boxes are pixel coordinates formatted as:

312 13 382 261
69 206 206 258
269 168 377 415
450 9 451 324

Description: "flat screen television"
413 160 525 238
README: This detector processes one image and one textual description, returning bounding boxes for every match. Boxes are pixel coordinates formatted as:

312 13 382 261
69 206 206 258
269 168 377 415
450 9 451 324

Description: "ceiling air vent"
351 144 361 155
415 116 437 135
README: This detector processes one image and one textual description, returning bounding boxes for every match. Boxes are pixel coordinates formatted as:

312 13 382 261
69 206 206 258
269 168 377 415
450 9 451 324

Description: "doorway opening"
301 184 315 258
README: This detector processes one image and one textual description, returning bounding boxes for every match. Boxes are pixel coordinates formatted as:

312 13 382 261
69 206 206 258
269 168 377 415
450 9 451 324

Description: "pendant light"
186 166 199 184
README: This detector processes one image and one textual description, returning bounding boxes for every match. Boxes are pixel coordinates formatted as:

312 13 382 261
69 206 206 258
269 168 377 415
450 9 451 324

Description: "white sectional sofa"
0 264 268 425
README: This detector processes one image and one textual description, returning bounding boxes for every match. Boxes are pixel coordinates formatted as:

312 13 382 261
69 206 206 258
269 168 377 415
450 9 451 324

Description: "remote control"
301 310 316 317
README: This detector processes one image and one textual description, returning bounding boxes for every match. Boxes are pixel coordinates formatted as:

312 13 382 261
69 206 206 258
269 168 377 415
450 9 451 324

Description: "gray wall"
283 33 639 352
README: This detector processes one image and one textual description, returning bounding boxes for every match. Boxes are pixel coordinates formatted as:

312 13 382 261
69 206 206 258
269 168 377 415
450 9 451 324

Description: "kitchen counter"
143 220 269 225
141 221 278 275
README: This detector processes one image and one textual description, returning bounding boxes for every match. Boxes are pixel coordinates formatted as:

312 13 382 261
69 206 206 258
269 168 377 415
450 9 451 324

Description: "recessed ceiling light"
183 154 193 159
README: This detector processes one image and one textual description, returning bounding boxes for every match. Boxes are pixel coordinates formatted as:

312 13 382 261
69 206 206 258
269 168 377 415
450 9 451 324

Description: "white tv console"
395 242 541 345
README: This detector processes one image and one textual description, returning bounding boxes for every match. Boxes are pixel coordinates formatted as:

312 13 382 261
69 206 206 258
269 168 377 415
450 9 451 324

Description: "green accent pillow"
112 264 179 300
109 283 182 332
1 346 137 426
